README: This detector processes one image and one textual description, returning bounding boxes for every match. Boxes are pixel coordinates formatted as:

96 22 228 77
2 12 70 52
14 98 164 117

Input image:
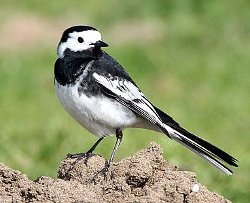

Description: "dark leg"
65 137 105 176
67 137 104 159
105 129 123 169
92 129 123 181
86 137 104 154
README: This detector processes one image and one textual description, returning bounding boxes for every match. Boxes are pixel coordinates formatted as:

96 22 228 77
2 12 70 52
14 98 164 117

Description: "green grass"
0 1 249 202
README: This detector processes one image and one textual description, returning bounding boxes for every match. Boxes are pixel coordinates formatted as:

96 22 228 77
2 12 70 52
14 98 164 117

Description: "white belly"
55 80 140 137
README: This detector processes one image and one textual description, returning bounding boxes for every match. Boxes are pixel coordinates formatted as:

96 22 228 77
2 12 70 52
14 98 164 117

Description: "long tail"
154 107 238 175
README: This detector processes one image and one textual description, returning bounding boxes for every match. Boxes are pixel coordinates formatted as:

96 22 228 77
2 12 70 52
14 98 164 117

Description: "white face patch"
57 30 102 58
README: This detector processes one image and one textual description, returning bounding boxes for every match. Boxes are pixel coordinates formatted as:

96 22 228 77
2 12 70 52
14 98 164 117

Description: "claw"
90 160 110 182
67 152 86 158
90 129 123 182
63 152 94 179
67 152 94 165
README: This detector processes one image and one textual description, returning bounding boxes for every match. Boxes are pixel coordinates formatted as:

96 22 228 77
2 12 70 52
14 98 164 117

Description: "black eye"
77 37 84 43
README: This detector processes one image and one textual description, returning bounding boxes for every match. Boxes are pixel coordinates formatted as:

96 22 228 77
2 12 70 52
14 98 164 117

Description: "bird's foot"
91 160 110 182
67 152 94 165
67 152 92 158
62 152 96 180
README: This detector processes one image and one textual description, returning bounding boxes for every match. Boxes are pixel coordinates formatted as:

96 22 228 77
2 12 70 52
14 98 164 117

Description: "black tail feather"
154 106 238 174
171 125 238 167
172 133 234 175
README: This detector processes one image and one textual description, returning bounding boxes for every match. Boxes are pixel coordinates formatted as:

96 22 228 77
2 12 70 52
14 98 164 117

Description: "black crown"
60 25 97 43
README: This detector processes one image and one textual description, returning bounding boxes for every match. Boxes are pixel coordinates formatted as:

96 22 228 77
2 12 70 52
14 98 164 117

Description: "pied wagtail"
54 25 238 176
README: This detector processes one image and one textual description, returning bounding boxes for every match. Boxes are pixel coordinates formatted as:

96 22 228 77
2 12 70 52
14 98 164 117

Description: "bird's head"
57 25 108 59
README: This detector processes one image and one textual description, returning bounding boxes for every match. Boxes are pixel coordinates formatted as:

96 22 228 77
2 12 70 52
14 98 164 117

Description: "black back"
54 49 134 89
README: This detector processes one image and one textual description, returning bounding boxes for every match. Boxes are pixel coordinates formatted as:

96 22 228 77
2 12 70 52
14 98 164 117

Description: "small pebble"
192 184 199 192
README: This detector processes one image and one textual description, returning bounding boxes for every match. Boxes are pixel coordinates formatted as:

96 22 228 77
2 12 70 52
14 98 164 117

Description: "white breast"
55 80 140 137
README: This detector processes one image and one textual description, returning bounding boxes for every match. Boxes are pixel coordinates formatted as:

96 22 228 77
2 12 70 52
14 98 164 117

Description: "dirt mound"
0 143 230 202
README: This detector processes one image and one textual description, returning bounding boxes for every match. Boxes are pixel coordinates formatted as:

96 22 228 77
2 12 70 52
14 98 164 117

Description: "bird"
54 25 238 176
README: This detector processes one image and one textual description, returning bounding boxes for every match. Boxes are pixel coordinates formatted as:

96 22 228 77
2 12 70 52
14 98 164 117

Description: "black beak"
91 40 109 48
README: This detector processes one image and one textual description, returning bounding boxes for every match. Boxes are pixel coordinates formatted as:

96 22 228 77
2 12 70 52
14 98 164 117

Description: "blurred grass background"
0 0 249 202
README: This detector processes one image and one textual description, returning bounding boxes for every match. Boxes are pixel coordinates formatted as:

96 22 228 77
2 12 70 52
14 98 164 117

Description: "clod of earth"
0 142 231 203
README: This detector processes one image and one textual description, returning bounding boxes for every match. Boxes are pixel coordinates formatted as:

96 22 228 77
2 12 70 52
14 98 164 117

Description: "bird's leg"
86 137 105 155
67 137 104 159
63 137 105 178
92 129 123 181
105 128 123 170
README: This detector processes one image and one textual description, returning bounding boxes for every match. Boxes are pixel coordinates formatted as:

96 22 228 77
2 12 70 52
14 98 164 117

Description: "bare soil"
0 143 231 202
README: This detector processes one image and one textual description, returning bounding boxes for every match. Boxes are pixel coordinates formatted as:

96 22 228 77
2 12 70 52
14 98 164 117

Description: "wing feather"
92 72 237 174
92 73 162 125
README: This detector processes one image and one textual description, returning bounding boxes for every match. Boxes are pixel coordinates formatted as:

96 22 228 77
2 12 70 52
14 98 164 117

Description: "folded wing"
93 72 238 175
